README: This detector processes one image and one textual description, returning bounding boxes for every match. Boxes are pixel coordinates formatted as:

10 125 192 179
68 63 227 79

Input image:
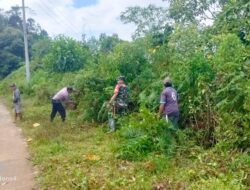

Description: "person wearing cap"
50 87 76 122
159 77 179 128
108 76 129 132
10 83 22 122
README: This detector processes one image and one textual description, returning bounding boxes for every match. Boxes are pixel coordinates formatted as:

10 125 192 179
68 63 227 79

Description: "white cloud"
0 0 167 41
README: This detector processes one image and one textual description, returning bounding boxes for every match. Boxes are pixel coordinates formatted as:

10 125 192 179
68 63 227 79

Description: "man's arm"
159 104 165 115
159 90 166 117
109 85 120 104
64 94 76 109
109 92 118 104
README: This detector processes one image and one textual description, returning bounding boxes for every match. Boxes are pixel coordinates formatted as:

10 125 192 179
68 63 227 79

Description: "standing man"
50 87 76 122
108 76 129 132
10 83 22 122
159 77 179 128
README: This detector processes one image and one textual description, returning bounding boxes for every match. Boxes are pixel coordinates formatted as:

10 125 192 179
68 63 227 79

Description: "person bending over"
50 87 76 122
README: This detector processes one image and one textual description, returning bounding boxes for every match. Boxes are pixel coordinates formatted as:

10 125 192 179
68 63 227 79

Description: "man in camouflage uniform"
108 76 129 132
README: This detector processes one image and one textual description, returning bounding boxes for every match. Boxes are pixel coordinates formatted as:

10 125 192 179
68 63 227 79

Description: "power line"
32 0 83 38
47 0 83 34
27 2 62 25
32 1 80 36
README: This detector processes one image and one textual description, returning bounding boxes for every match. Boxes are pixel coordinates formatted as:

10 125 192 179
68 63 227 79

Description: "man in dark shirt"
159 77 179 128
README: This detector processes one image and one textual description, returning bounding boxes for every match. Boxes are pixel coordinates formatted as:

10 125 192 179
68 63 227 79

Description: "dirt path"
0 102 36 190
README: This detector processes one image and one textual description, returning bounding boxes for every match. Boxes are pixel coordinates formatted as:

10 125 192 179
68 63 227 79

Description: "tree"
6 6 22 29
213 0 250 45
32 38 51 59
45 36 90 73
0 27 24 78
0 9 7 31
99 33 122 53
27 18 48 41
120 4 170 39
0 51 21 79
165 0 222 24
0 7 49 78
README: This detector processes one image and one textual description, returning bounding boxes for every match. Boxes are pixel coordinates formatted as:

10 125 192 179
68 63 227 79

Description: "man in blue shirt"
159 77 179 128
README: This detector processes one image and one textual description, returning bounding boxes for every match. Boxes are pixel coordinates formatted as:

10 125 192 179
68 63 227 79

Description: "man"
108 76 129 132
159 77 179 128
50 87 76 122
10 83 22 122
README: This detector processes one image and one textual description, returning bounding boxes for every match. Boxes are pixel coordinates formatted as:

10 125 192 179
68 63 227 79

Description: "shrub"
44 35 90 73
115 108 180 161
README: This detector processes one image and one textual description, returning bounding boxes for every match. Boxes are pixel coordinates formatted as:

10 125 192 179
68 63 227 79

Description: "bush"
44 35 90 73
213 34 250 150
115 108 180 161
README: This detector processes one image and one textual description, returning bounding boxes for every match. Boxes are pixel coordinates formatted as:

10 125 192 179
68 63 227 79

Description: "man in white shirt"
50 87 76 122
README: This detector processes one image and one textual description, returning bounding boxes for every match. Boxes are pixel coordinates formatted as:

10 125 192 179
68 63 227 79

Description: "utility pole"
22 0 30 81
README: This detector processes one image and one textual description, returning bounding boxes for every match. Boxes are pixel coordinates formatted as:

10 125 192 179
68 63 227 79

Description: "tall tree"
120 5 170 39
99 33 122 53
0 27 24 78
0 7 49 78
45 36 90 73
0 9 7 31
165 0 222 24
213 0 250 44
6 6 22 29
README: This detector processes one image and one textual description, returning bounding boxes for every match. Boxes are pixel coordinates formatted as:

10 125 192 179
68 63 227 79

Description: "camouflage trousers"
108 103 127 132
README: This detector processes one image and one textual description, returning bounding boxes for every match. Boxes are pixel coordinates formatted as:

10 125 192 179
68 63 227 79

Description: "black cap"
117 76 125 81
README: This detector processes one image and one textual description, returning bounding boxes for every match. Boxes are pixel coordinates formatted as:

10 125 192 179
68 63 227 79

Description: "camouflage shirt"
114 84 128 107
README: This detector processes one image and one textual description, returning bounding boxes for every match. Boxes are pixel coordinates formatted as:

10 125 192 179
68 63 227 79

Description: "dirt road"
0 102 36 190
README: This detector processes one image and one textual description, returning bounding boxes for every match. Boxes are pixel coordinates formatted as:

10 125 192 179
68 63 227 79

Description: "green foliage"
45 36 90 73
113 40 150 82
0 7 48 78
0 51 22 79
168 25 205 64
6 6 23 29
0 27 24 78
139 79 162 111
72 40 152 121
168 0 220 24
75 73 112 121
214 0 250 45
116 108 180 161
212 34 250 150
98 33 122 53
189 176 246 190
117 134 153 161
31 38 51 61
120 5 169 38
177 54 215 128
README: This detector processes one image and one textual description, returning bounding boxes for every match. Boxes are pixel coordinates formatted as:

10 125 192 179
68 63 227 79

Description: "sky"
0 0 167 41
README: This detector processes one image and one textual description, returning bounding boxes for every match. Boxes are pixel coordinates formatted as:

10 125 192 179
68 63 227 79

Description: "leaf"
33 123 40 128
26 138 33 142
86 154 101 161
